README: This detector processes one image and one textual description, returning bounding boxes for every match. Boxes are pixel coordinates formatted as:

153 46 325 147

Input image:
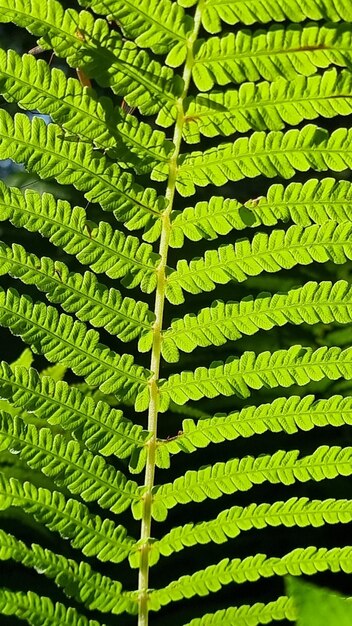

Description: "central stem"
137 4 204 625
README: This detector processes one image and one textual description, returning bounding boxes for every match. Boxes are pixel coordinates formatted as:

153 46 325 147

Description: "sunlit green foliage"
0 1 351 625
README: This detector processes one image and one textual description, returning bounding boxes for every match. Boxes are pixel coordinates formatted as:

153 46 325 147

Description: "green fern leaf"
78 0 193 58
0 413 141 514
182 595 296 626
167 126 352 196
166 222 352 304
161 395 352 457
0 241 154 344
149 546 352 609
164 178 352 248
194 0 352 33
147 497 352 563
165 197 245 247
0 0 94 58
0 530 133 615
1 1 352 623
0 183 158 281
144 446 352 521
39 361 67 382
0 48 173 172
0 363 149 460
159 345 352 410
162 280 352 361
10 348 34 370
182 69 352 142
0 0 182 115
192 24 352 90
287 577 352 626
0 110 166 228
244 177 352 227
77 36 181 116
0 474 134 563
0 289 150 399
0 588 105 626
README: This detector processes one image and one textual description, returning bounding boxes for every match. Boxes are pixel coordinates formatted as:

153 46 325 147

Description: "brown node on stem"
75 29 86 42
84 223 93 238
163 430 183 442
121 99 136 115
248 196 265 207
183 114 201 124
76 67 92 88
28 45 45 55
73 29 92 87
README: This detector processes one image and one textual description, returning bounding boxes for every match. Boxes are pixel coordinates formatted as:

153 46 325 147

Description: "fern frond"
164 178 352 248
167 125 352 196
0 288 150 399
149 546 352 609
0 110 166 228
0 588 105 626
143 445 352 521
0 413 141 514
244 177 352 226
0 0 181 115
194 0 352 33
0 48 173 172
159 345 352 410
182 69 352 142
192 24 352 91
147 197 242 247
0 183 158 282
166 222 352 304
2 0 352 622
161 395 352 457
0 474 134 563
146 497 352 563
0 241 154 344
183 595 296 626
0 0 95 58
78 36 181 116
0 530 134 615
78 0 193 58
0 363 149 459
162 280 352 361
